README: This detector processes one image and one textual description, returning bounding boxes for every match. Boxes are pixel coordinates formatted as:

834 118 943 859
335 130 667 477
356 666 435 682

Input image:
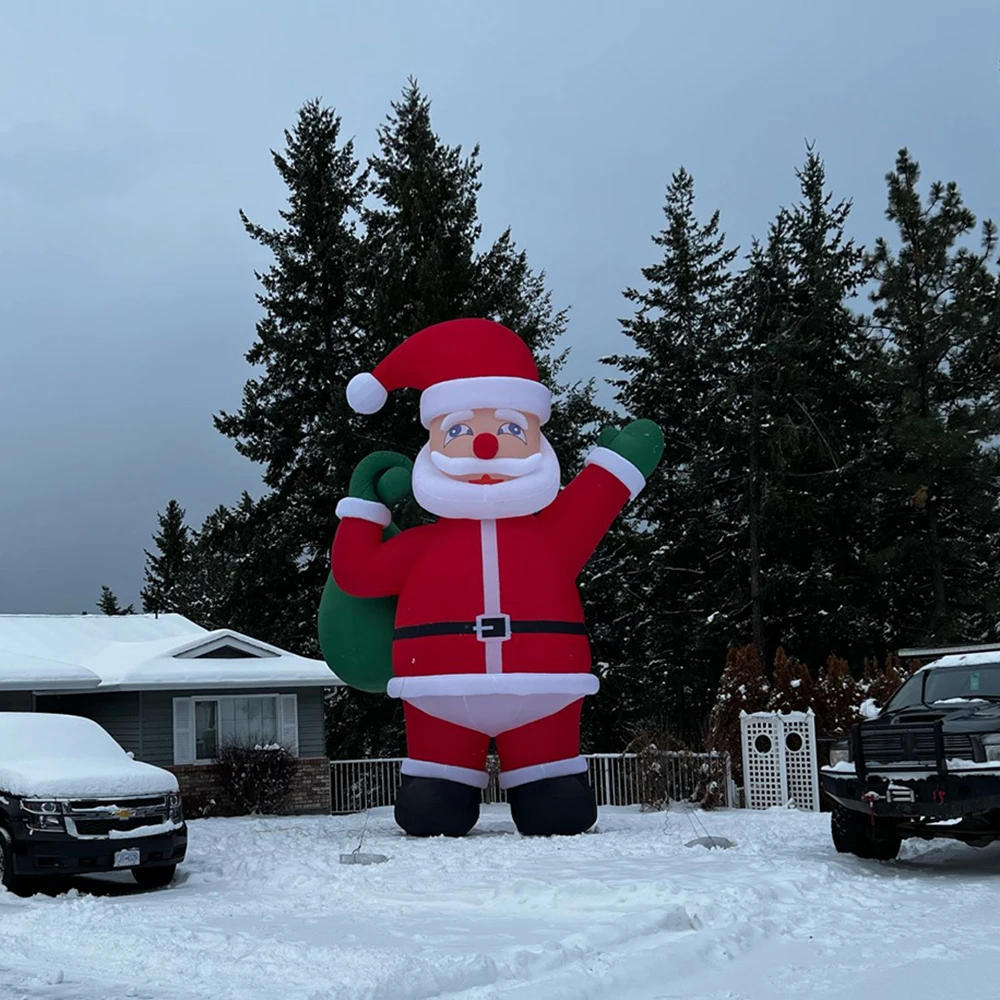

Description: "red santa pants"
401 700 587 790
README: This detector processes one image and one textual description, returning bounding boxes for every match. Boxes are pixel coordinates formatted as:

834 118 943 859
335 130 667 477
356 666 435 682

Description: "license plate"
113 849 140 868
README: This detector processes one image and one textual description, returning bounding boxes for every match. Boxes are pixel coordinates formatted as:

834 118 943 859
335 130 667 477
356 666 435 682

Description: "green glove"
348 451 413 507
598 419 664 478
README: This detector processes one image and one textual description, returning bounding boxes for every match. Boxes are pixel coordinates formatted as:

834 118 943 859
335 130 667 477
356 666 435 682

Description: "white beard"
412 435 562 520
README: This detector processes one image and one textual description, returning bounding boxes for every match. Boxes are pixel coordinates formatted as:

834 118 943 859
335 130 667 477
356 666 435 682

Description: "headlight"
982 735 1000 762
168 791 184 823
829 741 851 766
20 799 65 831
21 799 61 814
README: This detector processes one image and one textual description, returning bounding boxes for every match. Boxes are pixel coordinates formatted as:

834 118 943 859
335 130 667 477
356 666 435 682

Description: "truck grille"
861 730 975 764
64 796 170 839
73 816 165 837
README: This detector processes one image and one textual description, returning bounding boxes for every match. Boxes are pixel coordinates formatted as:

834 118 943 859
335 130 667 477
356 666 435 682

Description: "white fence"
330 752 735 814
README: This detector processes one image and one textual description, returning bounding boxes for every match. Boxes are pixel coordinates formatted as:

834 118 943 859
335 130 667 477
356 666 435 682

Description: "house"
0 613 342 814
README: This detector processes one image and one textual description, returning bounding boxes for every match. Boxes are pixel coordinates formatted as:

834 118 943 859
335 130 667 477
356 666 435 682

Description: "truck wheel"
132 864 176 889
832 804 901 861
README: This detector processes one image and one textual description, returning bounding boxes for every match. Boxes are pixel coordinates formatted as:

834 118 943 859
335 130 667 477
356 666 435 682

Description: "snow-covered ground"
2 804 1000 999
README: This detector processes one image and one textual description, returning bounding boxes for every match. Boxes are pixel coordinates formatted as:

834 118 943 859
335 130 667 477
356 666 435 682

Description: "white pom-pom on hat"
346 372 388 414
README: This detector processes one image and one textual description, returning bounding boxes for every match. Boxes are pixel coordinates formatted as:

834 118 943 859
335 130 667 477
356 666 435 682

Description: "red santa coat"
332 453 637 737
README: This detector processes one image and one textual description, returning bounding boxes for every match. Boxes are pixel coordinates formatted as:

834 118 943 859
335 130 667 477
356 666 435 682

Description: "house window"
173 693 298 766
193 695 280 762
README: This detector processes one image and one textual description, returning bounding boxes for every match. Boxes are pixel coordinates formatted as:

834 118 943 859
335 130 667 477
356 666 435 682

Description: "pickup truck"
821 649 1000 860
0 712 186 894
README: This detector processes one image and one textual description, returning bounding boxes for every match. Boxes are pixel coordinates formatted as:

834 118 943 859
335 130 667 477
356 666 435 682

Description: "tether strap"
393 620 588 640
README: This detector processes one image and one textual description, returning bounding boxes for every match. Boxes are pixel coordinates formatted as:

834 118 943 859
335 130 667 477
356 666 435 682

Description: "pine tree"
214 98 367 627
214 83 608 756
97 585 134 615
867 149 1000 647
725 149 881 669
600 167 739 739
179 494 302 645
141 500 193 614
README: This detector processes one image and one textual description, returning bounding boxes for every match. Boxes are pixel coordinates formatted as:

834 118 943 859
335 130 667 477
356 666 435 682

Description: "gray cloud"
0 0 998 613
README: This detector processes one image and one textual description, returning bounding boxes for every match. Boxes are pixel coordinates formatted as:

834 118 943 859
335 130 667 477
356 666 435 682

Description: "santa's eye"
497 422 526 441
445 423 473 443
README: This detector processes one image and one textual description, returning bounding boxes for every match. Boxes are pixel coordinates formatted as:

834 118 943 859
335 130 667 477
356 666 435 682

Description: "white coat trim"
480 520 504 674
499 755 588 790
420 376 552 428
401 758 489 789
584 447 646 499
387 672 599 699
335 496 392 527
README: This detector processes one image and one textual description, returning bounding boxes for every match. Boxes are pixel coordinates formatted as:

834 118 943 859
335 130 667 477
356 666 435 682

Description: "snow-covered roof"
0 614 342 693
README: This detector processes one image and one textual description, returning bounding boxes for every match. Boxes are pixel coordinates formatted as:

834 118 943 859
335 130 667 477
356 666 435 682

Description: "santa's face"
413 407 561 520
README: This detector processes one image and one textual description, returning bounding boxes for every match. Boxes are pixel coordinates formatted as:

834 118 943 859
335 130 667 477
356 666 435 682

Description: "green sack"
317 569 397 694
317 454 413 694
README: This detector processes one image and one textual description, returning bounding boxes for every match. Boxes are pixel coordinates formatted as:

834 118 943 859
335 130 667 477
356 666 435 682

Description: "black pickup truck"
821 648 1000 860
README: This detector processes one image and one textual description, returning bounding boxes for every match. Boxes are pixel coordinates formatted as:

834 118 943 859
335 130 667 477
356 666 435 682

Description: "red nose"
473 433 499 460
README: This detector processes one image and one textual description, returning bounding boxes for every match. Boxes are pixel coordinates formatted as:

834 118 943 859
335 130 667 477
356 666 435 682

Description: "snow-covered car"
0 713 186 893
821 650 1000 860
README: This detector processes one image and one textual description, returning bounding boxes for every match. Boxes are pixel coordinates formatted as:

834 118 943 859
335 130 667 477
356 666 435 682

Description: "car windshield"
924 663 1000 704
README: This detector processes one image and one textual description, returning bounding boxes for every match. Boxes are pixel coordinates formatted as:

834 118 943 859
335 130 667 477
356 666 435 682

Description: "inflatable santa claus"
325 318 663 838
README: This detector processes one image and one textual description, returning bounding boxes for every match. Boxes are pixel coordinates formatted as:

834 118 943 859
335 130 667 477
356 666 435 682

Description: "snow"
824 760 1000 776
0 614 340 691
107 819 182 839
920 651 1000 670
3 805 1000 999
858 697 881 719
0 714 178 798
0 652 100 692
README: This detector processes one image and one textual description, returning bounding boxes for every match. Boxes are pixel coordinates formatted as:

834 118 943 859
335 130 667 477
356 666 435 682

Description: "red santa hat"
346 318 552 428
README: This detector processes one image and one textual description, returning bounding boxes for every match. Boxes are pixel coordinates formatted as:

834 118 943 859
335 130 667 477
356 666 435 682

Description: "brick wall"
169 757 332 817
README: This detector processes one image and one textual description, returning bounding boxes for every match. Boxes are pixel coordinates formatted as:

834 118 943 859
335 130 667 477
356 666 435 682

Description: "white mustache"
429 450 543 478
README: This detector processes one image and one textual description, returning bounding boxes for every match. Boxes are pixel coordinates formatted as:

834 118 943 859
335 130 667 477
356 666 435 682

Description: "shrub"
623 726 688 811
215 742 296 815
860 653 913 714
767 647 815 714
815 653 859 736
706 643 770 787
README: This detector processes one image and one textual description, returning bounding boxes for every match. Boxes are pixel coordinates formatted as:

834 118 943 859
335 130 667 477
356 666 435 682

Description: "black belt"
393 618 588 641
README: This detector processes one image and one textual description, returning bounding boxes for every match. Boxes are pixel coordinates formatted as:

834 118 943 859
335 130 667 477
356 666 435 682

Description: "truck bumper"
821 769 1000 820
12 825 187 877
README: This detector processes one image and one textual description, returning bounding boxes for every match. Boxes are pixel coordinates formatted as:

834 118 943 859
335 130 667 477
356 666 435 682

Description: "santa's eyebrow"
494 409 528 427
441 410 475 432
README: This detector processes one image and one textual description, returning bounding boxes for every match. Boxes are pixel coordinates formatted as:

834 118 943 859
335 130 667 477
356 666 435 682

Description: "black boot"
394 774 481 837
507 771 598 837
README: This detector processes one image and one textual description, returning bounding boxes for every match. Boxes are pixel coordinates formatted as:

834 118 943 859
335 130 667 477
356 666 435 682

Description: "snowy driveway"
2 805 1000 999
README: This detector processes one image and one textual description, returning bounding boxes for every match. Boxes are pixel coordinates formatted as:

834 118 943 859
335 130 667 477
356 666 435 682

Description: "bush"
623 726 688 811
816 653 858 736
215 742 296 815
767 647 815 714
706 643 770 787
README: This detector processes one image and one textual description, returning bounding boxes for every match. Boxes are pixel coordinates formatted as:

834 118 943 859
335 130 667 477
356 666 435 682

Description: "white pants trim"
401 757 489 789
498 755 588 790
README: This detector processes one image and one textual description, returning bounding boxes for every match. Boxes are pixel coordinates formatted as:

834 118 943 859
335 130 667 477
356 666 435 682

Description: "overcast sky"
2 0 998 615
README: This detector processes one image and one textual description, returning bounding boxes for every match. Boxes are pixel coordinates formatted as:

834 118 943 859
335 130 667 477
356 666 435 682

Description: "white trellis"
740 710 820 811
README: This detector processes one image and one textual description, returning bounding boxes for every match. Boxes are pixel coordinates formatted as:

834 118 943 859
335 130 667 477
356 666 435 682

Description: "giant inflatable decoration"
319 318 663 838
